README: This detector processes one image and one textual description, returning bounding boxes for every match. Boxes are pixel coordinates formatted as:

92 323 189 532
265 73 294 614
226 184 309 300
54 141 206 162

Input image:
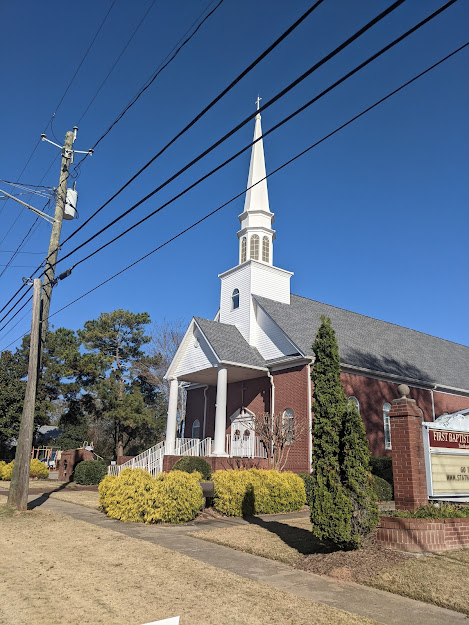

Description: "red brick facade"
184 366 469 473
57 449 94 481
377 516 469 552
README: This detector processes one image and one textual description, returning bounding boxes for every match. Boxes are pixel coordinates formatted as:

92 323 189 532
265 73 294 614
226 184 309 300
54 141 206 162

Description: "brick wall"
377 516 469 552
273 364 310 473
57 449 94 481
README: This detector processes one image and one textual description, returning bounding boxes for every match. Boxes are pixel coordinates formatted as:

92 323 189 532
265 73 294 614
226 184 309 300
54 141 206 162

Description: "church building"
164 108 469 474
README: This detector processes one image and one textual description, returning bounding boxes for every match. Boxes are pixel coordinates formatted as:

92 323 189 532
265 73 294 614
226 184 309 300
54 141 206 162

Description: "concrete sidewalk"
30 495 465 625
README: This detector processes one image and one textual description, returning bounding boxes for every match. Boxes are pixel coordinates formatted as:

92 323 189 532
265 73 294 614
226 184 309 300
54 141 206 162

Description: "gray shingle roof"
255 294 469 391
194 317 266 369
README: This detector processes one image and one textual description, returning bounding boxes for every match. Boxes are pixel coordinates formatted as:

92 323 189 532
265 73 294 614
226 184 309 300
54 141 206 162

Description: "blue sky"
0 0 468 352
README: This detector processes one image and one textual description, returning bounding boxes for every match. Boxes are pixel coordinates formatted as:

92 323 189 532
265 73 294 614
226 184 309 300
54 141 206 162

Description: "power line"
71 0 226 178
52 0 118 116
57 0 454 272
51 0 407 263
2 38 466 349
0 0 326 314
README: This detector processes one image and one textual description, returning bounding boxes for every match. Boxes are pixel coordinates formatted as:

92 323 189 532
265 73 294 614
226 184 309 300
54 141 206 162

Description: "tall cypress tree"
310 316 378 549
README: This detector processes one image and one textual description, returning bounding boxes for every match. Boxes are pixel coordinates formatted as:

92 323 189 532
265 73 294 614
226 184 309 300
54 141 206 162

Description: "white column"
212 366 228 456
166 378 179 455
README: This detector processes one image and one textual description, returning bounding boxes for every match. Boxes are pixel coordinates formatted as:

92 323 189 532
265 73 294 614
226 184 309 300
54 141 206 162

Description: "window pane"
241 237 247 263
262 236 269 263
250 235 259 260
283 409 294 444
192 419 200 439
232 288 239 309
348 396 359 414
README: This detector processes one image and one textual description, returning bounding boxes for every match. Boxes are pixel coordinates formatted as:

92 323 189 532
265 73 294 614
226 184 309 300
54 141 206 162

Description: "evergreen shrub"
372 475 393 502
212 469 306 516
370 456 393 485
98 468 204 524
391 502 469 519
0 460 49 481
74 459 108 485
171 456 211 481
29 459 49 479
298 473 314 505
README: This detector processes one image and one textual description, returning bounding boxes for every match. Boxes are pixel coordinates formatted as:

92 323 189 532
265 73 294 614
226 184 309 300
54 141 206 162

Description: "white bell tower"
237 97 275 266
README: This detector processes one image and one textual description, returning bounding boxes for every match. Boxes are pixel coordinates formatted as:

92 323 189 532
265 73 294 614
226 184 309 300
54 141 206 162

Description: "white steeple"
237 98 275 266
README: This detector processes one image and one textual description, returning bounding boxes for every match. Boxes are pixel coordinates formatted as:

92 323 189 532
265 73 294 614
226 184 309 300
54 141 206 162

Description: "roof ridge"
289 293 469 351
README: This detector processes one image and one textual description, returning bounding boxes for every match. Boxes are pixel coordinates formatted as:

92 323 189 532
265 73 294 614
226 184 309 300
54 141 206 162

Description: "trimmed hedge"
171 456 211 481
98 468 204 524
370 456 393 486
212 469 306 517
0 459 49 480
74 459 108 485
391 502 469 519
298 472 313 506
372 475 393 502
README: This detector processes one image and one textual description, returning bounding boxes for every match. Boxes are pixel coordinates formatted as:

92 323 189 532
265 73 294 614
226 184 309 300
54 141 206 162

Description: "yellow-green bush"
98 468 204 524
29 459 49 479
212 469 306 516
0 459 49 481
1 461 14 481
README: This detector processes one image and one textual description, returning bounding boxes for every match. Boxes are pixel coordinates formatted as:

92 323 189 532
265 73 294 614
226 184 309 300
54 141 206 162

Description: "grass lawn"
0 504 377 625
190 516 469 616
0 479 68 491
48 489 99 509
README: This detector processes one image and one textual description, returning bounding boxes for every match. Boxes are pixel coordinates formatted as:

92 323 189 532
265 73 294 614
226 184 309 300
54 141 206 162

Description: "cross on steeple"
255 95 262 111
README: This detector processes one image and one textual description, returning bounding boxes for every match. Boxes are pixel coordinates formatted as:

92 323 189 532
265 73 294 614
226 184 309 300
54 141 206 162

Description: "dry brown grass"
0 504 377 625
368 550 469 615
49 489 99 509
0 479 66 491
191 516 469 616
189 517 313 565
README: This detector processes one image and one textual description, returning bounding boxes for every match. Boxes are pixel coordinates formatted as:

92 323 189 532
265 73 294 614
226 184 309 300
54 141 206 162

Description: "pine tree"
310 316 378 549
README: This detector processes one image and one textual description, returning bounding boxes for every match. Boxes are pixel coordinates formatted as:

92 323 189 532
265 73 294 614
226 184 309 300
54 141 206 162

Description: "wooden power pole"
7 279 42 510
40 129 74 352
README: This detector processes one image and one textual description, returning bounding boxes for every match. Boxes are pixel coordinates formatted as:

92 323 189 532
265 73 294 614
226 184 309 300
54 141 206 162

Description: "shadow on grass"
28 482 70 510
241 486 339 555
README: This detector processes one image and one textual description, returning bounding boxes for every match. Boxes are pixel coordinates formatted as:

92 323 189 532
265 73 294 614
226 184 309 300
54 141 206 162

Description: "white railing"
176 437 212 458
108 440 165 478
226 434 268 459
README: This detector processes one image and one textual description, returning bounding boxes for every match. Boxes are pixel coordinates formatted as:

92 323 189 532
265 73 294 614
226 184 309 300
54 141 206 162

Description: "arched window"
262 236 269 263
192 419 200 439
283 409 294 444
250 234 259 260
348 396 360 414
383 402 392 449
240 237 247 263
232 288 240 310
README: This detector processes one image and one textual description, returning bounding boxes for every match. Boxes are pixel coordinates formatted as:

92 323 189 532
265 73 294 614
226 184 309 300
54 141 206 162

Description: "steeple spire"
237 99 275 266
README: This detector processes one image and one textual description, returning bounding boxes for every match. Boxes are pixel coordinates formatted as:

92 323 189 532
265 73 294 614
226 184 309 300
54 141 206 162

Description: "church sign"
423 416 469 501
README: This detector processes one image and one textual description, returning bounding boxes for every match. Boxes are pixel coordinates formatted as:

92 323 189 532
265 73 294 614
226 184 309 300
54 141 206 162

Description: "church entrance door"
230 410 255 457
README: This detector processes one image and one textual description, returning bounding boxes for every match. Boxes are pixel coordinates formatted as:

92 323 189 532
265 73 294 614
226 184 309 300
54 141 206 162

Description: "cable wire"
0 0 326 313
58 0 453 271
2 38 466 347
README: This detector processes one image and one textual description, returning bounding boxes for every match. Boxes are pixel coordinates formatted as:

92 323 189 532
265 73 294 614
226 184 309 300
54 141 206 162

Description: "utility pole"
7 279 42 511
40 129 74 354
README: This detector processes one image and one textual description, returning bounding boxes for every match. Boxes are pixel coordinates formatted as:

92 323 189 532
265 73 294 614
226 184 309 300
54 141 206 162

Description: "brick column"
389 384 428 510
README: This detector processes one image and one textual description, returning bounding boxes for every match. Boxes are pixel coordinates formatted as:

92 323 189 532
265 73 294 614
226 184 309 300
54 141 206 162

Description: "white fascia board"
164 318 197 380
253 297 304 357
192 319 222 364
238 209 275 222
237 226 276 240
219 360 268 372
268 357 312 372
219 260 293 280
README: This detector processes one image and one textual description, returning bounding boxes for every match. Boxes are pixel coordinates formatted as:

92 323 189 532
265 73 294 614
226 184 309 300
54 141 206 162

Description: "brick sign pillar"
389 384 428 510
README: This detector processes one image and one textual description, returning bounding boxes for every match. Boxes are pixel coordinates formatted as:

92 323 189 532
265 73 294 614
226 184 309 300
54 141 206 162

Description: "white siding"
254 303 298 360
219 263 251 341
175 327 217 377
250 262 291 304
